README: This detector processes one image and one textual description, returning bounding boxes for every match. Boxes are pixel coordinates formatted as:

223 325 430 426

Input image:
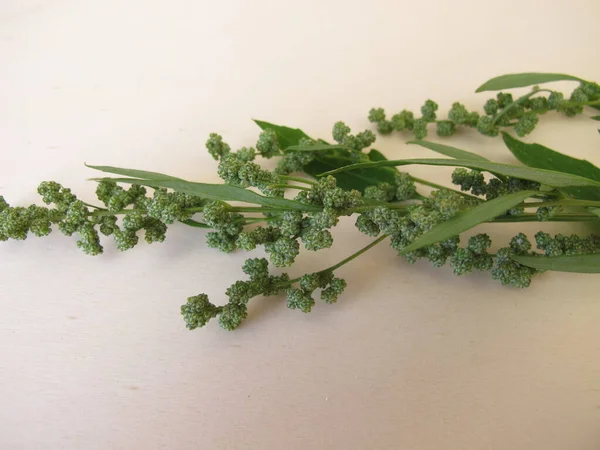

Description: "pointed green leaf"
253 119 311 149
92 176 319 211
399 190 536 254
408 140 489 161
511 253 600 273
303 156 398 192
367 149 388 162
285 144 349 152
592 115 600 121
180 219 211 228
322 159 600 189
86 164 182 180
501 132 600 200
255 120 394 191
475 72 583 92
589 208 600 218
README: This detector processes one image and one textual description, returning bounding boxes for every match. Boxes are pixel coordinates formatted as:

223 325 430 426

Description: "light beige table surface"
1 1 599 449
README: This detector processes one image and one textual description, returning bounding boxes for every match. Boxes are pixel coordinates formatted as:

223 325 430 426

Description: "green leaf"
501 132 600 200
322 159 600 189
303 156 398 192
180 219 211 228
367 149 388 162
285 144 349 152
591 115 600 121
408 140 489 161
589 208 600 218
255 119 394 191
86 164 182 180
92 176 320 211
399 190 536 254
475 72 583 92
511 253 600 273
253 119 311 148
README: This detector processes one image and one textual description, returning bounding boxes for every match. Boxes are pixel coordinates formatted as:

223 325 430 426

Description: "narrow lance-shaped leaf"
399 190 536 254
408 140 489 161
86 164 183 180
322 159 600 189
91 176 320 211
511 253 600 274
592 115 600 121
475 72 584 92
501 132 600 200
180 219 211 228
589 208 600 218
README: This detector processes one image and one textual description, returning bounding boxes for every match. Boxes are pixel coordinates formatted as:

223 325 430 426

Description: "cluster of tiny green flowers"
0 181 107 255
368 81 600 139
95 181 205 251
0 179 206 255
356 189 475 266
201 201 245 253
0 194 61 241
181 258 289 330
363 171 417 202
206 133 285 197
332 121 376 153
355 185 548 288
534 232 600 257
217 154 283 197
229 176 363 267
449 234 494 275
490 233 537 288
180 257 287 331
450 168 540 214
275 137 317 175
181 256 348 330
285 270 347 313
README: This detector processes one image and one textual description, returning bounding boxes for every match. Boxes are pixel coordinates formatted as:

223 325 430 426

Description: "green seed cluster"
535 232 600 256
217 154 283 197
181 257 287 331
286 271 346 313
181 255 348 330
368 81 600 139
364 172 416 202
451 168 540 214
0 180 206 255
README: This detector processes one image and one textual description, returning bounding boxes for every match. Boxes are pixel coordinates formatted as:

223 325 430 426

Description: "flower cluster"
0 180 206 255
534 232 600 257
181 255 348 330
285 271 347 313
451 168 540 214
368 81 600 139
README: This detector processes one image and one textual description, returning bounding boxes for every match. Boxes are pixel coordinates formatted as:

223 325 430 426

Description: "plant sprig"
1 71 599 331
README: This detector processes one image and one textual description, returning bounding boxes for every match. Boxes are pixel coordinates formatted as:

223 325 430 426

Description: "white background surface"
1 1 600 449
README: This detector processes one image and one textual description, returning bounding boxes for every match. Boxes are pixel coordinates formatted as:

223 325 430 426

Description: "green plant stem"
268 184 311 191
491 213 598 223
279 175 316 185
82 201 105 210
522 199 600 208
285 234 389 285
410 176 481 201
